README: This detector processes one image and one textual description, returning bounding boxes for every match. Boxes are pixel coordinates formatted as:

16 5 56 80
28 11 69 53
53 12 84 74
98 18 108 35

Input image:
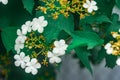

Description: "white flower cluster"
0 0 8 5
14 16 68 75
14 16 48 75
14 16 48 53
14 52 41 75
47 40 68 64
83 0 98 13
104 43 113 55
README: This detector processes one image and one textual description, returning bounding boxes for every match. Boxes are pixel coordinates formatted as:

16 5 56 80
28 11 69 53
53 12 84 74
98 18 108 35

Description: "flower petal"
27 27 32 32
34 63 41 69
47 51 53 58
57 50 65 56
31 68 38 75
26 62 31 66
104 43 111 49
25 67 31 73
14 61 21 67
92 6 98 11
24 56 30 62
60 39 65 45
88 7 93 13
17 29 22 36
116 58 120 66
1 0 8 5
91 1 96 5
21 62 26 69
83 3 89 8
14 54 20 60
55 57 61 63
54 41 59 47
86 0 90 4
38 27 44 33
25 21 31 26
53 48 59 54
49 58 55 63
19 44 24 49
31 58 37 65
41 21 48 27
106 48 113 54
38 16 44 21
20 52 25 58
32 24 39 31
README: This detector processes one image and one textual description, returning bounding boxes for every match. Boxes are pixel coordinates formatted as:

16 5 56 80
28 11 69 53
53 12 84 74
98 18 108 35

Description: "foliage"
0 0 120 79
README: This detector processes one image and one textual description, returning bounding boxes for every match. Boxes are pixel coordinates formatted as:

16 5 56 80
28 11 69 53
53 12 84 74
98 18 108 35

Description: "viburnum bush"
0 0 120 80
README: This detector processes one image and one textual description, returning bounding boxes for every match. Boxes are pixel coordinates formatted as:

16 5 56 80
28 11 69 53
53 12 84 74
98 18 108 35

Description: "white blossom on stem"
104 43 113 55
31 16 48 33
21 21 32 35
25 58 41 75
14 52 30 69
17 29 26 40
15 36 26 53
83 0 98 13
47 51 62 64
53 39 68 56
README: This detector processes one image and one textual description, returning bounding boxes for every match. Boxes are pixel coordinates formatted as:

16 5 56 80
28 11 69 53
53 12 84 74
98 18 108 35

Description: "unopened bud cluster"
37 0 98 19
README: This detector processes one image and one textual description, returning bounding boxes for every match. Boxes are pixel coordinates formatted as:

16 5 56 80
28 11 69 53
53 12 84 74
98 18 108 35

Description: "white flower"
53 39 68 56
47 51 62 64
104 43 113 55
25 58 41 75
83 0 98 13
21 21 32 35
14 52 30 69
106 48 113 55
14 36 26 53
0 0 8 5
14 44 21 53
17 29 27 40
31 16 48 33
104 43 112 49
116 58 120 66
15 29 27 53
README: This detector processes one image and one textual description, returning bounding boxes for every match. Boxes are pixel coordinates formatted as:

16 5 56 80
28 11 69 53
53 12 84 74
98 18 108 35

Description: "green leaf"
97 47 106 63
103 14 119 68
43 25 61 43
96 0 115 16
0 0 32 28
1 27 18 52
116 0 120 9
36 11 74 43
22 0 34 14
80 14 112 24
104 14 120 42
0 17 10 28
106 14 120 33
105 55 117 68
56 14 74 35
68 31 104 51
75 47 92 73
